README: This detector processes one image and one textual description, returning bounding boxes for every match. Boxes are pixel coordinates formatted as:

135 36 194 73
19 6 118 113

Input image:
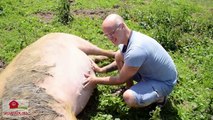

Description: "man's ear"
120 23 124 29
120 23 125 29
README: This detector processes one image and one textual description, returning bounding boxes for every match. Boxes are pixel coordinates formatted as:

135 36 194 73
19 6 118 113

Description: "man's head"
102 14 130 46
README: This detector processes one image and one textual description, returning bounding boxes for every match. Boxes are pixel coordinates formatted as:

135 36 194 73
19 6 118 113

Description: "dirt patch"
35 2 120 21
73 8 119 19
71 0 119 19
36 12 54 23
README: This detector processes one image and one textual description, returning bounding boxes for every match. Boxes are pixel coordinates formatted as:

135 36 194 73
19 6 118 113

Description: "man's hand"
89 59 103 73
83 71 97 89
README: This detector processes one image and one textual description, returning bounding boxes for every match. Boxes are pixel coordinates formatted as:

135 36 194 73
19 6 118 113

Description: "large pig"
0 33 115 120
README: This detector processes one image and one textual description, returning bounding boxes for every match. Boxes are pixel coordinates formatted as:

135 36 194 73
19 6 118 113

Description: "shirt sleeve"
118 44 124 51
125 46 147 67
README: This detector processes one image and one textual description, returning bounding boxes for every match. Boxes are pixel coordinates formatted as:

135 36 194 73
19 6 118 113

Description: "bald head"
102 14 131 45
102 14 124 29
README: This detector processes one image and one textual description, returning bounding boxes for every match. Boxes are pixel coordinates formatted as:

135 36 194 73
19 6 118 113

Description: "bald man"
84 14 178 108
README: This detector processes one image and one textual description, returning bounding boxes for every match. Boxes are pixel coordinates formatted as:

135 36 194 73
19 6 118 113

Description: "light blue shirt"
119 31 177 86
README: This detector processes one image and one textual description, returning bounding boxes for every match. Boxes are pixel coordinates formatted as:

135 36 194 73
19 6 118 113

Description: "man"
84 14 177 108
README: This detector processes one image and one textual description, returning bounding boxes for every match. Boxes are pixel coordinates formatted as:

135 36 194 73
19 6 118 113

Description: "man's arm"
83 64 139 86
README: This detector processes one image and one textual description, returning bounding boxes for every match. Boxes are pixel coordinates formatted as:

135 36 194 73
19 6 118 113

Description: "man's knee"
123 90 158 108
123 90 137 107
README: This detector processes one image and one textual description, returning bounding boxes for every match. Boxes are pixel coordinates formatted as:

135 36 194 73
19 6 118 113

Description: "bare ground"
35 0 120 23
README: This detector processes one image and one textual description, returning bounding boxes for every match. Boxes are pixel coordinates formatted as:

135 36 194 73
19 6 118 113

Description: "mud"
36 12 54 23
73 9 117 19
36 0 120 22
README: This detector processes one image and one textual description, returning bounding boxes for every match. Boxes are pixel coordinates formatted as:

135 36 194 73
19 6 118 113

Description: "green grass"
0 0 212 119
71 0 121 9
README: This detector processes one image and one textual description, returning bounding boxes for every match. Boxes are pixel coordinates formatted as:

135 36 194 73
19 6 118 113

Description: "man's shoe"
112 86 127 96
155 96 167 108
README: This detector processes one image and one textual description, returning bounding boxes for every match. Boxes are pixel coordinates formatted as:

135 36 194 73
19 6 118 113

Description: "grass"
72 0 121 9
0 0 212 119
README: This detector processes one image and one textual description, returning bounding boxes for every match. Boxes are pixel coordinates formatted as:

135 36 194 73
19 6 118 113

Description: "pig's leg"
89 59 117 73
89 55 108 62
77 42 116 58
77 39 117 72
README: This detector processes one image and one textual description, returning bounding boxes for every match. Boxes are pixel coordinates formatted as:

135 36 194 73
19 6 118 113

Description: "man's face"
103 24 121 46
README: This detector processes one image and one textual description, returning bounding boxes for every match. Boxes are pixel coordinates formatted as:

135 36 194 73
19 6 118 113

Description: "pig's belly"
38 44 95 115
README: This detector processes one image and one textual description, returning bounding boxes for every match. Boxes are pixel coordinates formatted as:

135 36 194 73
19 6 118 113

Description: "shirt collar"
122 31 132 53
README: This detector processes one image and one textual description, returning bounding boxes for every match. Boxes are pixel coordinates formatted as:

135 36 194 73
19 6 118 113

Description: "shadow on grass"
77 89 181 120
113 99 181 120
77 88 100 120
160 100 181 120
